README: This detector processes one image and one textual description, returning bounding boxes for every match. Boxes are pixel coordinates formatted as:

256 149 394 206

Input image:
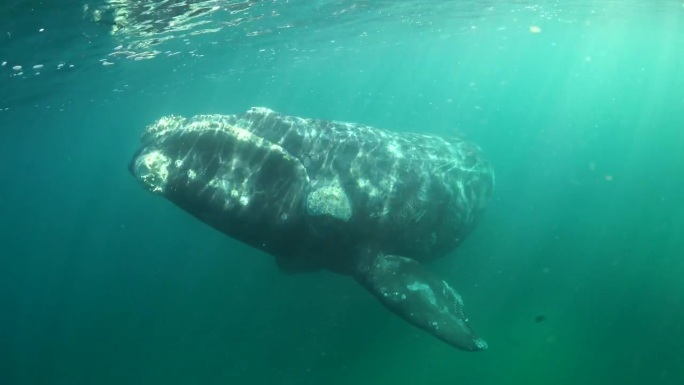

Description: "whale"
129 107 494 351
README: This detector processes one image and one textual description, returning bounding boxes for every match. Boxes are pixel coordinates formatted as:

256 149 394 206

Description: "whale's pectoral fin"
354 254 488 351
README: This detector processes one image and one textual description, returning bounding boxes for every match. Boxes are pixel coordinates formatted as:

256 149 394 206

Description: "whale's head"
129 114 311 252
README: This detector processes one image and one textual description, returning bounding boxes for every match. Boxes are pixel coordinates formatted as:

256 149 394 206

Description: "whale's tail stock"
354 254 488 352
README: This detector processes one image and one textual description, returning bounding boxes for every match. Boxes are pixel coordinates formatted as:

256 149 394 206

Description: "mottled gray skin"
129 107 494 351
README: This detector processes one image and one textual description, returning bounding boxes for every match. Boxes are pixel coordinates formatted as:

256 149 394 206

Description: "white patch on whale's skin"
134 150 171 194
205 178 249 210
386 142 403 158
306 180 352 221
141 115 186 143
407 281 437 306
474 338 488 350
381 290 407 301
238 195 250 206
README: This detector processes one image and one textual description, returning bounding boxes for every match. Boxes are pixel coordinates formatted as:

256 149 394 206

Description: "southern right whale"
129 107 494 351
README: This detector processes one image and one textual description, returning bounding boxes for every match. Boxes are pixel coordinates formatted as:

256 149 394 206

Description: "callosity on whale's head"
129 107 495 352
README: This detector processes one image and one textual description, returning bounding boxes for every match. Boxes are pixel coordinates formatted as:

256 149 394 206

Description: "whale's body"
129 107 494 351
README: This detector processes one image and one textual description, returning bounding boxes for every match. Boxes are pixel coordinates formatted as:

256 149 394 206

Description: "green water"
1 1 683 384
